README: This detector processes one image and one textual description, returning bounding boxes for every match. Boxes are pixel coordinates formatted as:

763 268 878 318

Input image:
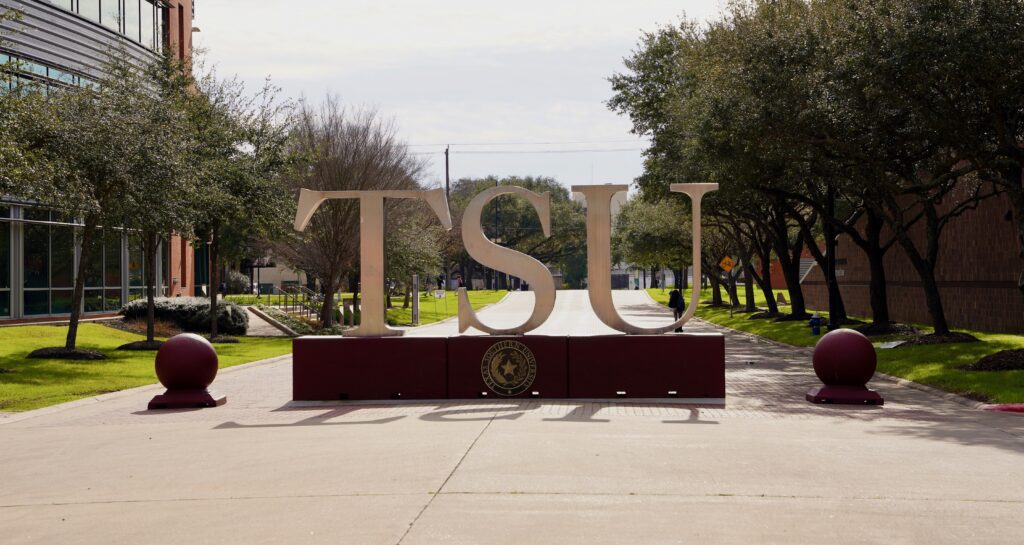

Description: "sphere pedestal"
148 333 227 410
806 329 884 406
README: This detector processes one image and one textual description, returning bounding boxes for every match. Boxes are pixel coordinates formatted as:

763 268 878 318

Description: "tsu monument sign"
290 184 725 402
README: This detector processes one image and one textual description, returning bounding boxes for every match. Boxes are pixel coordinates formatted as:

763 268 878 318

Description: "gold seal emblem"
481 340 537 396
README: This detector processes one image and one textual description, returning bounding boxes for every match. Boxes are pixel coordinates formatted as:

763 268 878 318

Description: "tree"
270 99 424 327
444 176 586 289
18 50 175 357
118 52 200 347
612 196 692 287
188 67 296 339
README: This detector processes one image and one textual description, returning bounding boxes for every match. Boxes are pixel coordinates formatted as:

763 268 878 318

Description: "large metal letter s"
458 185 556 335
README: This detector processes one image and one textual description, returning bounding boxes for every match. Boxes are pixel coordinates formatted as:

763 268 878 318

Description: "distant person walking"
667 289 685 332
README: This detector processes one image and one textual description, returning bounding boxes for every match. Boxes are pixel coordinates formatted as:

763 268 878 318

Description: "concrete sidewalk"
1 291 1022 544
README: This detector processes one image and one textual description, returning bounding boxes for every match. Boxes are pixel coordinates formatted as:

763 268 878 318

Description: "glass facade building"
0 0 195 321
0 205 170 319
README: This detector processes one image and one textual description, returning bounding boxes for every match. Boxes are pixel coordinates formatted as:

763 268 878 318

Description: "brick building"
802 191 1024 334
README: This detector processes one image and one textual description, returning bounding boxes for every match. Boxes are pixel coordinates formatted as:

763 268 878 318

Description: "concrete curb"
247 305 299 337
0 354 291 426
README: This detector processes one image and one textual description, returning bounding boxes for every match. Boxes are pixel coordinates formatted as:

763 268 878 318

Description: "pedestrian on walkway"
667 289 685 332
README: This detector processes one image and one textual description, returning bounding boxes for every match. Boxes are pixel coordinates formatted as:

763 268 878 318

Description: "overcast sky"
193 1 724 190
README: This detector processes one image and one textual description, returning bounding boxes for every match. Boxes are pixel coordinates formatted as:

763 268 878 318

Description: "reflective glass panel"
84 231 103 287
51 289 74 314
51 226 75 288
84 289 103 313
24 291 48 315
0 209 9 290
128 235 144 286
128 288 144 302
23 224 49 289
0 291 9 317
79 0 100 22
48 0 73 10
160 238 170 291
101 0 120 31
124 0 140 41
104 231 122 286
141 1 155 49
104 289 122 311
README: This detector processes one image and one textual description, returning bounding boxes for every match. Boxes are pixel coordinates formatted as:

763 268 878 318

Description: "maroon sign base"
805 385 884 405
148 389 226 409
293 334 725 402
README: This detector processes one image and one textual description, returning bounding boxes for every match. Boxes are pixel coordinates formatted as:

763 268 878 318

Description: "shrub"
120 297 249 335
225 270 252 294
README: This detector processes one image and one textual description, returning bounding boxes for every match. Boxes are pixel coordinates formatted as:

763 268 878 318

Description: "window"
101 0 121 32
141 1 155 50
85 230 125 313
124 0 141 42
0 206 10 317
22 210 50 315
47 0 73 10
79 0 100 23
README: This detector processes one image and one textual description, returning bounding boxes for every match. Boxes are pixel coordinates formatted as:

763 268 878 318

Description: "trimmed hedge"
120 297 249 336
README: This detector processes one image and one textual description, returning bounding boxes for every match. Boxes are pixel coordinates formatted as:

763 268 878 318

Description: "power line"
401 139 647 147
410 147 645 156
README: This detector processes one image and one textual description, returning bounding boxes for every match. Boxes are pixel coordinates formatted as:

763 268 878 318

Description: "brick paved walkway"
2 291 1022 544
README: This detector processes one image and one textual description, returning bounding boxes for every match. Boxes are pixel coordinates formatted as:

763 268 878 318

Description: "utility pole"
444 145 450 289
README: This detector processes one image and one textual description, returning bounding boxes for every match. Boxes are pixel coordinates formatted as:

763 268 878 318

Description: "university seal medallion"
481 340 537 396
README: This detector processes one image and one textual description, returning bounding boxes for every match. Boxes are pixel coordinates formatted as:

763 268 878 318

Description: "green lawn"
647 287 1024 403
388 290 507 326
0 323 292 412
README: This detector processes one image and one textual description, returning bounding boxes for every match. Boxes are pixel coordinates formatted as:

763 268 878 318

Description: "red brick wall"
802 191 1024 333
163 1 194 296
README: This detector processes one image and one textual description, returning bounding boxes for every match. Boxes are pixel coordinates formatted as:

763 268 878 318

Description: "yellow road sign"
719 256 736 273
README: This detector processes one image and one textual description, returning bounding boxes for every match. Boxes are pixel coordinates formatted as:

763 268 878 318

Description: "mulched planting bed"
26 347 106 360
116 340 165 351
959 349 1024 372
897 332 980 347
856 321 921 337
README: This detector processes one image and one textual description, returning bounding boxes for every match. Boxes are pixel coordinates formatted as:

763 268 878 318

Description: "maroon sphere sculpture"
155 333 219 391
812 329 877 386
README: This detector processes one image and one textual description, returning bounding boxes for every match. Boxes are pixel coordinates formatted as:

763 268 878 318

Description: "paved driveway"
2 291 1021 544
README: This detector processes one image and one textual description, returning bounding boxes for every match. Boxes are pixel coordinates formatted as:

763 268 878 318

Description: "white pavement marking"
1 290 1022 544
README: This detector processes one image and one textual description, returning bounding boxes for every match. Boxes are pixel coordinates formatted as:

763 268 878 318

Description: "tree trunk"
651 267 659 289
863 211 891 325
1006 168 1024 301
209 223 220 339
803 223 848 323
749 259 779 315
681 267 688 291
743 266 756 312
351 271 359 324
320 281 335 327
65 218 97 351
144 231 158 342
726 272 740 307
707 272 723 306
890 202 950 335
402 288 410 309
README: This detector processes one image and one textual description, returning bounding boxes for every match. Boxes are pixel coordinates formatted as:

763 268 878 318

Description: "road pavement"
1 290 1022 544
